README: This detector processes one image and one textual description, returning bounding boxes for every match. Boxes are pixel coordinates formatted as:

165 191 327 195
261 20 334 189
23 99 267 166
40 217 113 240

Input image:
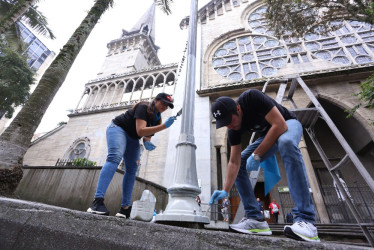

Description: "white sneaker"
230 217 272 235
284 221 320 242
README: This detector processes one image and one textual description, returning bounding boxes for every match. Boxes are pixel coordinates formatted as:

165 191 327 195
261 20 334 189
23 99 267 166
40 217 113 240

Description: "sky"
25 0 210 134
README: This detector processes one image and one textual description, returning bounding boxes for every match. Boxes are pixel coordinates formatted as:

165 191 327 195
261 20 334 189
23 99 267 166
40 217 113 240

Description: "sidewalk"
0 197 367 249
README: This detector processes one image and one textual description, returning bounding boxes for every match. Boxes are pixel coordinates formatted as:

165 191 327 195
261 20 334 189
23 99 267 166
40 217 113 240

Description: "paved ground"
0 197 368 249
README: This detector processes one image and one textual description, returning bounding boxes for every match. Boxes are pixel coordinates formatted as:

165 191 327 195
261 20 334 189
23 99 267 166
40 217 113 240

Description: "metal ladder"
235 75 374 246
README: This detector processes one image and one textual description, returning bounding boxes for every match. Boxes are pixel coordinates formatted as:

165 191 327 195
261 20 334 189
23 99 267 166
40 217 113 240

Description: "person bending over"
209 89 319 242
87 93 176 218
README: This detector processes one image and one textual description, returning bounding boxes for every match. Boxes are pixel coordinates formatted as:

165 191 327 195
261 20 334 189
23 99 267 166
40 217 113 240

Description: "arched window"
212 5 374 81
64 137 91 160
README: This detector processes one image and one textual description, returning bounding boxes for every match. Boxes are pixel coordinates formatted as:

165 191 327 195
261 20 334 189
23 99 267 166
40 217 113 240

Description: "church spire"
122 2 156 42
96 2 160 78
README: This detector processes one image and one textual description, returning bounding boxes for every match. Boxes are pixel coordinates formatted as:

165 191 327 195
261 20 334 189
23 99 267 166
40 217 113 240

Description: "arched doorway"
304 97 374 223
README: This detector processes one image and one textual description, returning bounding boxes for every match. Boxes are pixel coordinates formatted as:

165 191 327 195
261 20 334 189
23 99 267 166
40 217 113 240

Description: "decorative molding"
63 137 91 160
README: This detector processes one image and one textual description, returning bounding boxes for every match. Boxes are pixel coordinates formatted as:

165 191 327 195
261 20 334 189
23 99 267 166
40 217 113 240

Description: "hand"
246 154 260 171
144 141 156 151
209 190 228 205
164 116 177 128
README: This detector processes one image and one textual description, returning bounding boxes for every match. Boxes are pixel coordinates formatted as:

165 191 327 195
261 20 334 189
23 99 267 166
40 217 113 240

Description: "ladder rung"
360 223 374 227
290 108 319 128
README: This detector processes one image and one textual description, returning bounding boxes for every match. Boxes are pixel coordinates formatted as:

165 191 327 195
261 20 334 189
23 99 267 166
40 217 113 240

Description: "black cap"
156 93 174 109
211 97 237 129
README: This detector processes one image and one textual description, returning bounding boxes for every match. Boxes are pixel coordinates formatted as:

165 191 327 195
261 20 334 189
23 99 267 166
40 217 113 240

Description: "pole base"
155 195 209 224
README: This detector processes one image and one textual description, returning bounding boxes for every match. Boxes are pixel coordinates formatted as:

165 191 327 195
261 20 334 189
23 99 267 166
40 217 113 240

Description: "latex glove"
209 190 228 205
144 141 156 151
246 154 260 172
164 116 177 128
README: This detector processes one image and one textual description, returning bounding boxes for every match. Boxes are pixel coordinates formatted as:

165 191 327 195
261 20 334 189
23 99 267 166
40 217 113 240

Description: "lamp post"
155 0 209 226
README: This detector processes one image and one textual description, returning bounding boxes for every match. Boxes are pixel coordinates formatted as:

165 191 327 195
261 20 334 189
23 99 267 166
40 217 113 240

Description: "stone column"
300 135 330 223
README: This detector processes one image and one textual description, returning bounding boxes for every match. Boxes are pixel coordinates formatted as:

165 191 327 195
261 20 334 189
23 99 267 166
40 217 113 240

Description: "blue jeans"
94 123 140 207
236 119 315 223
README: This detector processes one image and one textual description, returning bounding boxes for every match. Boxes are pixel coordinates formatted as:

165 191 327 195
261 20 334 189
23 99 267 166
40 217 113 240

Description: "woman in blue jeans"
87 93 176 217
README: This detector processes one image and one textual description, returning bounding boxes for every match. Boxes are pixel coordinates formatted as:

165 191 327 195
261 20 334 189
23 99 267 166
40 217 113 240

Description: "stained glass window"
212 5 374 81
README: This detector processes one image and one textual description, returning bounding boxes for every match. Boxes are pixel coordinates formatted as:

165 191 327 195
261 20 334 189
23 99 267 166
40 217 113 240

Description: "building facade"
24 0 374 223
0 21 56 133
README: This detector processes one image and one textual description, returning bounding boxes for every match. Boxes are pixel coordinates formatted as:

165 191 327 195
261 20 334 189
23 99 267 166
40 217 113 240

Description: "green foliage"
0 42 34 118
72 158 97 167
0 0 55 39
346 72 374 125
156 0 173 15
265 0 374 39
264 0 374 124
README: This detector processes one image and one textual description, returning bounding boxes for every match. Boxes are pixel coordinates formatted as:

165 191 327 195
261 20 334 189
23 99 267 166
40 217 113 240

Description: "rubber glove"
144 141 156 151
246 154 260 172
209 190 228 205
164 116 177 128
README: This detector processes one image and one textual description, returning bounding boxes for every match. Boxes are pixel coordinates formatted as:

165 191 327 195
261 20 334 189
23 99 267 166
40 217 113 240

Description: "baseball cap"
211 97 237 129
156 93 174 109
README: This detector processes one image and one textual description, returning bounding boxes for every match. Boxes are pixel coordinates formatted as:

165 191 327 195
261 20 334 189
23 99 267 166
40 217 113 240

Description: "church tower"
97 3 161 78
24 1 179 184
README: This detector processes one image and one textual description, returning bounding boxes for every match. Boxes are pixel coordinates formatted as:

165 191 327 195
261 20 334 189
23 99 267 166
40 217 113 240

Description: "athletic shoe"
284 221 320 242
115 206 132 218
87 197 110 215
230 217 272 235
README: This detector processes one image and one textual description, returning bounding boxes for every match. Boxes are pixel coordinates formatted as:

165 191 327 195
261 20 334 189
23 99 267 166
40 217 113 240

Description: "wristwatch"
252 153 261 161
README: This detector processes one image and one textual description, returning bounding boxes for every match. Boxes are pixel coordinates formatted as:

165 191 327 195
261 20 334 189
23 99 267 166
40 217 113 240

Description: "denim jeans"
94 123 140 207
236 119 315 223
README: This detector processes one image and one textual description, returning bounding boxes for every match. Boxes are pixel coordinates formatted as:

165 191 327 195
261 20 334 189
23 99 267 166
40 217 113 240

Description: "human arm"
252 106 288 158
136 116 175 137
209 144 241 205
223 144 242 193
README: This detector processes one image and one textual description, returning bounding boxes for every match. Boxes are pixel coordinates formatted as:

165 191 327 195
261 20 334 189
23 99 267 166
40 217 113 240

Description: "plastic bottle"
130 190 156 222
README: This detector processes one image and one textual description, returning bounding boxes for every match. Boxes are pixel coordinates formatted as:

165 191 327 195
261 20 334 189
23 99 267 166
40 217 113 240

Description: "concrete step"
268 223 372 247
0 197 370 250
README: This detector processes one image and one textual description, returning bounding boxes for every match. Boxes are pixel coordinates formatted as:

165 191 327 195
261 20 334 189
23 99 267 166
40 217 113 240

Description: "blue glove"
209 190 228 205
246 154 261 172
144 141 156 151
164 116 176 128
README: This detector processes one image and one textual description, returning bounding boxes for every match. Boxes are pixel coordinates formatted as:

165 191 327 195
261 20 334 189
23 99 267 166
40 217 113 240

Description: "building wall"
15 167 169 215
24 107 174 186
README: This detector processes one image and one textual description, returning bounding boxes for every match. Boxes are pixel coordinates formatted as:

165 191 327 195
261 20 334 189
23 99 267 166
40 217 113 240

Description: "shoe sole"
230 225 272 236
284 226 320 242
87 207 109 216
115 213 127 218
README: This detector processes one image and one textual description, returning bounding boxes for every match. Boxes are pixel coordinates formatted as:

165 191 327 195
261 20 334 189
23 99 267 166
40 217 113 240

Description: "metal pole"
155 0 209 225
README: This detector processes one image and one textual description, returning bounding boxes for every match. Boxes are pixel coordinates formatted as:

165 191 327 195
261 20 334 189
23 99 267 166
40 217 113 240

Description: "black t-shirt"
112 104 154 139
228 89 296 146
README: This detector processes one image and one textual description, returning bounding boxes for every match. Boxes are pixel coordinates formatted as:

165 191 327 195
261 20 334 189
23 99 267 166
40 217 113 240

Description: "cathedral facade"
24 0 374 223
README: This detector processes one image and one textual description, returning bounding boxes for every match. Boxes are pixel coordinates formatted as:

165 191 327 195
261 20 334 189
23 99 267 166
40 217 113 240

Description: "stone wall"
15 166 169 215
23 107 174 186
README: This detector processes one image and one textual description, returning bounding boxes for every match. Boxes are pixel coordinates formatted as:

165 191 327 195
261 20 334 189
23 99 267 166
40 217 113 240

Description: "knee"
278 137 296 151
106 153 122 164
125 162 138 175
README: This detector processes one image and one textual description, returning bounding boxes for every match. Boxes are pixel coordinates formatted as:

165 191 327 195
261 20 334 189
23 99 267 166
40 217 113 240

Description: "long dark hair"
132 99 161 126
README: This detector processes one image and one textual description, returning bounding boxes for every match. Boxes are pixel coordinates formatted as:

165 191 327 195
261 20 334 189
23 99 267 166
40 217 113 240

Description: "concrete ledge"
0 197 366 249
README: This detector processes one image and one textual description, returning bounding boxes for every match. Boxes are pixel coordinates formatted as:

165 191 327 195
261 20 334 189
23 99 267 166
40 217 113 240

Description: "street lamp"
155 0 210 226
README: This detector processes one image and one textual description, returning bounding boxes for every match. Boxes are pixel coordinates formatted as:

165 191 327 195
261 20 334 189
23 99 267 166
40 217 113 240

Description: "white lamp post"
155 0 209 225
